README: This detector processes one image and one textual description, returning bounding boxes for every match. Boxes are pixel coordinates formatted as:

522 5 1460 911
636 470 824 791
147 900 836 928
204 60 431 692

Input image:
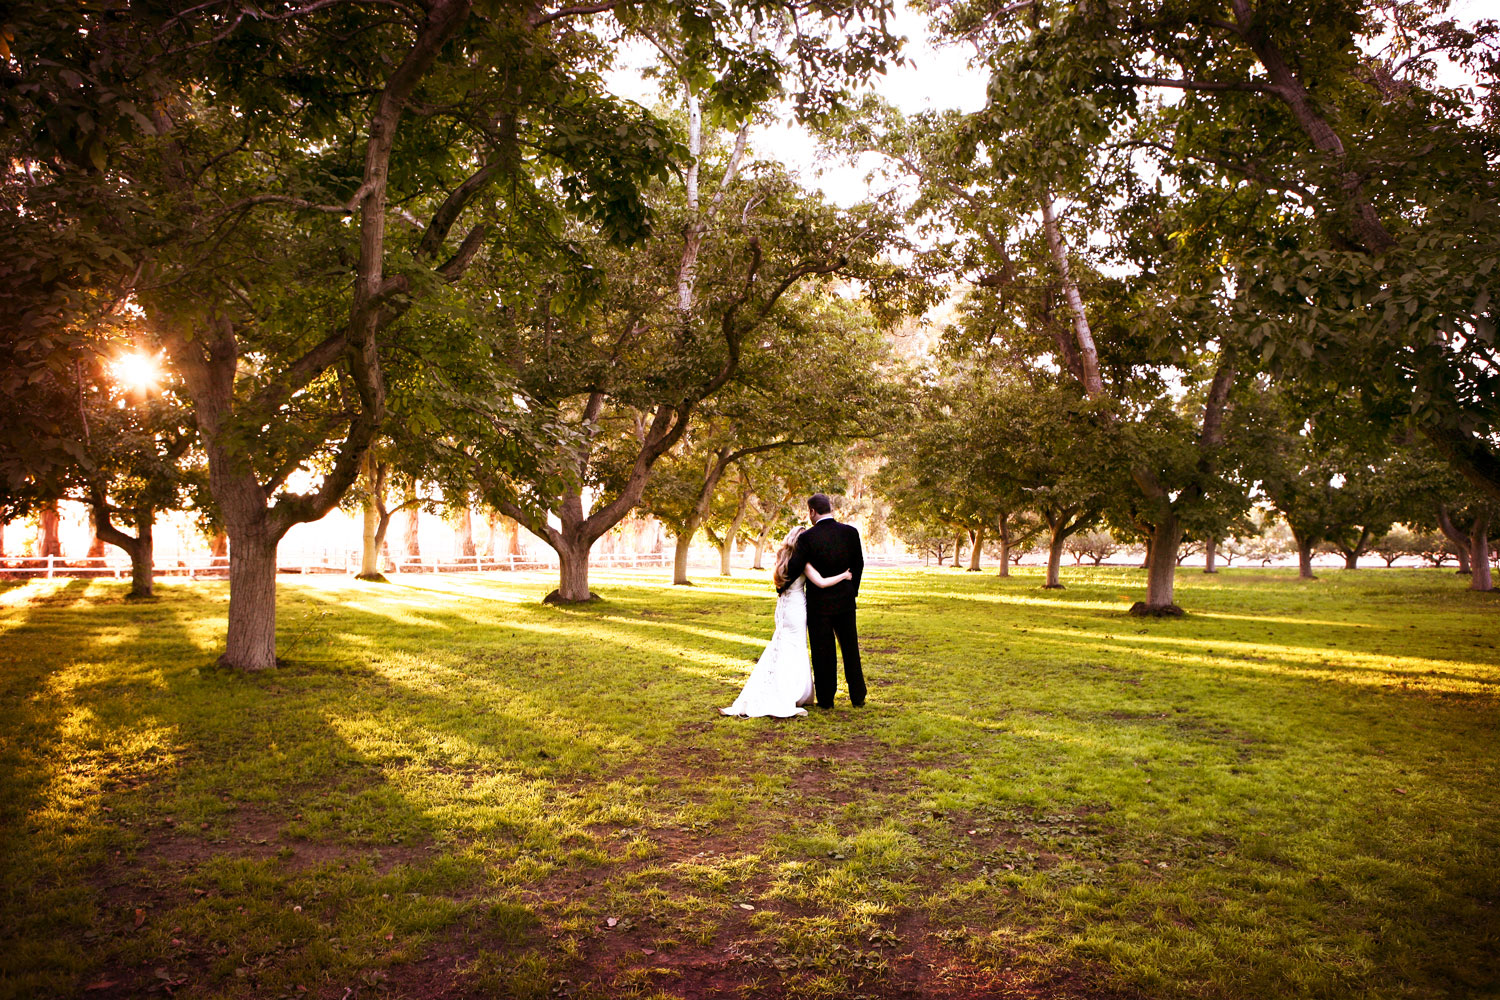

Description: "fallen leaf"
1394 787 1408 794
85 980 117 991
134 908 146 928
642 948 656 956
605 917 618 928
738 904 754 911
967 830 976 835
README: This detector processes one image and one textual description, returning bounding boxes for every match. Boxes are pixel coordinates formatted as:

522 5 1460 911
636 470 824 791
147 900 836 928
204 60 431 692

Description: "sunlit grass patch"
0 566 1496 998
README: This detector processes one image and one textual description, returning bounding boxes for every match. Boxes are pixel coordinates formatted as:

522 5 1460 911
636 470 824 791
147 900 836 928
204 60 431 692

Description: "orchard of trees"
3 0 1496 664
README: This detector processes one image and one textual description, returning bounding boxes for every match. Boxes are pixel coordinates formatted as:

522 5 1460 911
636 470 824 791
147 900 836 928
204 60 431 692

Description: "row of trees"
911 512 1488 573
875 351 1497 595
3 0 1495 665
854 0 1497 610
1 0 911 668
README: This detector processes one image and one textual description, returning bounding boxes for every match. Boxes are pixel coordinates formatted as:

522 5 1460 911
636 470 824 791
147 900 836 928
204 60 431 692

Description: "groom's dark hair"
808 493 833 515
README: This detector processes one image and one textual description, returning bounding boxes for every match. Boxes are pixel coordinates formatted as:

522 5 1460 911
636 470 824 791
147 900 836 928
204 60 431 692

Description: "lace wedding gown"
720 576 814 718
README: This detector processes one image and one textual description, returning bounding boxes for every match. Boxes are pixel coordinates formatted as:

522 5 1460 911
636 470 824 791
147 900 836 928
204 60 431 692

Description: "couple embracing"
721 493 866 718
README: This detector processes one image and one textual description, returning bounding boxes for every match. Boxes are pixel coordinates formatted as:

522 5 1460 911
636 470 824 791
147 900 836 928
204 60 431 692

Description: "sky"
601 3 990 208
602 0 1494 208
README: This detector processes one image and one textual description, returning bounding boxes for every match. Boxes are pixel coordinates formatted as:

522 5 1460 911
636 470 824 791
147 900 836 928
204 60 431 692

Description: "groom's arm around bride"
786 494 867 708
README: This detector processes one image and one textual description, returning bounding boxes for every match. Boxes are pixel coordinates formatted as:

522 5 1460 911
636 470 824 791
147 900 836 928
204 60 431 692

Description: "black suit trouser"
808 608 865 707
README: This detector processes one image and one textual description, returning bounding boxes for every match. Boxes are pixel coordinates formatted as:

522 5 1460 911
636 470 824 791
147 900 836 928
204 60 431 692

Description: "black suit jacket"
785 517 863 617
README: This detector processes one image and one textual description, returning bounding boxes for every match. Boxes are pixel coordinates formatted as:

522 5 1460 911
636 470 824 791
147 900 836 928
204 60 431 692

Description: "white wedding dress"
721 576 815 718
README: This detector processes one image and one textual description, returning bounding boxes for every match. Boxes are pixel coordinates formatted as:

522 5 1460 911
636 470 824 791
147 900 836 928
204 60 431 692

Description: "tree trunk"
1344 549 1359 570
1291 530 1318 580
39 502 62 557
968 525 984 571
752 521 774 570
719 488 750 577
1436 503 1473 574
128 516 154 597
1132 515 1184 616
996 513 1011 577
87 508 107 559
401 494 421 561
550 537 596 603
92 498 156 599
953 528 966 569
1469 511 1492 592
455 506 476 559
673 531 693 586
359 495 382 578
1139 535 1152 569
1044 521 1067 588
1203 536 1218 574
208 531 228 560
483 512 500 556
223 526 279 670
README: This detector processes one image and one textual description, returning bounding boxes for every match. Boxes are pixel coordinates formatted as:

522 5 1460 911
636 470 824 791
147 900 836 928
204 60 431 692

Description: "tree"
1066 529 1119 567
642 294 898 586
971 0 1500 505
4 0 900 664
1371 526 1423 567
3 0 706 666
0 309 195 597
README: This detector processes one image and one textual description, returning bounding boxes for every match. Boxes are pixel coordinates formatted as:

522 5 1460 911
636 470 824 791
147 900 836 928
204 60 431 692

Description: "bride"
721 526 851 718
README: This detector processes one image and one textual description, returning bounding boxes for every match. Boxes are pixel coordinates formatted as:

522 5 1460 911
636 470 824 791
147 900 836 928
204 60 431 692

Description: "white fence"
0 550 675 581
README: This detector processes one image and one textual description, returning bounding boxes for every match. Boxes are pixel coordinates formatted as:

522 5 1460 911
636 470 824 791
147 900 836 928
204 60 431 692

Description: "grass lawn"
1 565 1497 1000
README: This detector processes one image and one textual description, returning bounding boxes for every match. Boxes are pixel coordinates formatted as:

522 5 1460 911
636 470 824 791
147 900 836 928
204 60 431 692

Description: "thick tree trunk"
128 516 154 597
1344 550 1359 570
673 532 693 586
953 528 966 569
717 535 733 576
549 536 597 603
1469 511 1492 592
1203 536 1218 574
454 506 476 559
87 509 107 559
1132 515 1184 616
359 496 382 578
223 527 278 670
968 525 984 571
1044 523 1067 588
1292 531 1318 580
39 503 62 557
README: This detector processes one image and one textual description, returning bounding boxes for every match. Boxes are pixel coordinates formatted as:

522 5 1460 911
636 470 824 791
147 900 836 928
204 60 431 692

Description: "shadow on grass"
2 569 1497 1000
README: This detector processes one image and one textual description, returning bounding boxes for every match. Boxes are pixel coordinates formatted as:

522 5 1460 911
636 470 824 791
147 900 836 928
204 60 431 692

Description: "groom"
786 494 866 708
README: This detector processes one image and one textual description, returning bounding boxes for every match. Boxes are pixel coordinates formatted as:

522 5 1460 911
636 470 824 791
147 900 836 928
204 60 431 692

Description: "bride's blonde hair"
773 528 803 591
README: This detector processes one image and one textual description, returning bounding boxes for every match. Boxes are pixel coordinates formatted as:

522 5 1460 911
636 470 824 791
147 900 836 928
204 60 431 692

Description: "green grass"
1 566 1497 999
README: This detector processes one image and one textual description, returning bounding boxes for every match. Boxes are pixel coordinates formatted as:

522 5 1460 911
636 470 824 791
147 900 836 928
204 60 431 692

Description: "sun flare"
112 352 161 391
